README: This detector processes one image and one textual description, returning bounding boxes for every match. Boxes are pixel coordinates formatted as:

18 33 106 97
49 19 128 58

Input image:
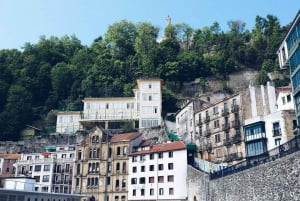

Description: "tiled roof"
130 141 186 156
0 153 21 159
110 132 141 143
139 139 152 147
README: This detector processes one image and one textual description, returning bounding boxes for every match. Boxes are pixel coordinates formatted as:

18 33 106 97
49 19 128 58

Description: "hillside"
0 15 291 141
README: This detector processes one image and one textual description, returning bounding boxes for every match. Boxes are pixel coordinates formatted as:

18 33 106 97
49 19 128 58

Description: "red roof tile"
130 141 186 156
0 153 21 159
139 139 152 147
110 132 141 143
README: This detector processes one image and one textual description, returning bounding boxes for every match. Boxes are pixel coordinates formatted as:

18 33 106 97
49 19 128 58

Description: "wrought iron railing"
209 136 300 179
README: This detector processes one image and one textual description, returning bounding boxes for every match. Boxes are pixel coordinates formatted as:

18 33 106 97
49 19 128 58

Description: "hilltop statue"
166 15 171 25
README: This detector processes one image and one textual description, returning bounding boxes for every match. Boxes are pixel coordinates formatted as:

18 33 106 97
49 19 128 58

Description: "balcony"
222 123 231 131
196 119 203 126
231 134 242 144
231 120 240 129
224 152 243 162
204 116 210 123
245 132 266 142
205 143 212 152
203 129 211 137
273 128 282 137
221 108 229 117
223 138 231 146
231 104 239 113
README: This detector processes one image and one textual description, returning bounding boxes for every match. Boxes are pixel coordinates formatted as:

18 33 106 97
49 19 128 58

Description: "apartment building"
56 78 163 133
244 86 296 160
73 126 142 201
128 141 187 201
0 154 21 187
277 10 300 123
14 146 76 193
194 82 296 164
195 93 244 164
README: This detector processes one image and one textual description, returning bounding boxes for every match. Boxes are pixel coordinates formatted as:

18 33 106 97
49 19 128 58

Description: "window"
149 177 154 183
169 188 174 195
132 156 137 162
282 97 286 105
275 138 281 146
273 122 281 137
140 155 145 161
168 163 174 170
78 151 82 160
132 189 136 196
42 187 48 192
132 166 137 173
34 165 41 172
117 147 121 155
141 166 145 172
158 176 164 183
213 106 219 115
76 178 80 186
168 151 173 158
158 164 164 170
44 165 50 171
42 175 49 182
115 179 119 188
122 162 126 173
158 152 163 158
106 177 111 185
149 165 154 171
159 188 164 195
150 153 154 160
34 176 40 182
287 94 291 102
122 179 126 188
131 178 137 184
215 133 221 143
116 163 120 171
150 188 154 196
141 189 145 196
167 175 174 182
214 120 219 128
123 146 128 155
139 177 145 184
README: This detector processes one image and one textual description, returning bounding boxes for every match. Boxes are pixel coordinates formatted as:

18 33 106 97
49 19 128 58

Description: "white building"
56 78 163 133
128 141 187 201
56 111 82 133
244 85 296 159
14 146 76 193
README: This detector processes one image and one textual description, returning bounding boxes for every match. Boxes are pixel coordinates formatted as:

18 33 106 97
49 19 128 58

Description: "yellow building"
73 126 142 201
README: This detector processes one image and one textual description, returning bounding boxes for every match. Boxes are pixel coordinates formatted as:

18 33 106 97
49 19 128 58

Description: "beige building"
195 82 296 165
195 94 244 165
73 126 142 201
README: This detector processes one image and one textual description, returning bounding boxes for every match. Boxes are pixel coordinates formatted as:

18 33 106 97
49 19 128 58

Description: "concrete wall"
188 150 300 201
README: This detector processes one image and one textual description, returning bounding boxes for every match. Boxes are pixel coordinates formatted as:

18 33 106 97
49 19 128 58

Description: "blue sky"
0 0 299 50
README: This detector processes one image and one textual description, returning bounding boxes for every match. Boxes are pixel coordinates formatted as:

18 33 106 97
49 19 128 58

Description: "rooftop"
110 132 141 143
130 141 186 156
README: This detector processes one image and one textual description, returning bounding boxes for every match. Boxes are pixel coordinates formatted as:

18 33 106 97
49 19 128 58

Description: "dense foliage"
0 15 290 141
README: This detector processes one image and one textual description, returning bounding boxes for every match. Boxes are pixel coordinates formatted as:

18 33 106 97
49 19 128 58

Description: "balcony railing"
231 120 240 128
221 108 229 116
204 116 210 123
245 132 267 142
224 152 243 162
273 128 282 137
222 123 231 131
231 104 239 113
196 119 203 126
223 138 231 146
203 129 211 137
205 143 212 152
231 134 242 144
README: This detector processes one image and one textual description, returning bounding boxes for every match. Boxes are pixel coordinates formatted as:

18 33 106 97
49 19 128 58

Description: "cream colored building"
56 111 82 133
73 126 142 201
56 78 163 133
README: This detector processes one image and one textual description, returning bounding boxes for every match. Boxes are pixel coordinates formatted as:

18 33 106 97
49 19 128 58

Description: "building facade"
56 78 163 133
73 126 142 201
0 154 20 187
14 146 76 193
277 10 300 123
128 141 187 201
